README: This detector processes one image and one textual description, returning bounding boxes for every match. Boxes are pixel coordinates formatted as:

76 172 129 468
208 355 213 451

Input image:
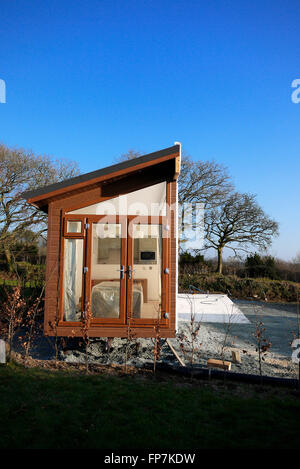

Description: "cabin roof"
22 144 180 209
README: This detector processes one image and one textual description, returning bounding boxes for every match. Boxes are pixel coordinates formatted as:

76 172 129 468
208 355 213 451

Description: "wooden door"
84 215 170 327
126 216 169 326
85 215 127 325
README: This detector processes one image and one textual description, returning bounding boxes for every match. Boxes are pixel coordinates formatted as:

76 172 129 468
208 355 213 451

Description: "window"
63 238 84 321
67 182 167 216
67 220 82 233
132 224 162 319
90 223 122 319
64 218 84 236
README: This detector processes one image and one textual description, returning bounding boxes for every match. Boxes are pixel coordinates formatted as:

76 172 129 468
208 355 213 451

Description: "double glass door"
62 215 169 325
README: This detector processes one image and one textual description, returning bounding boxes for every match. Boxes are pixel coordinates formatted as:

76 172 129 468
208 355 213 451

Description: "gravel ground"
60 299 300 379
59 325 298 379
7 299 300 379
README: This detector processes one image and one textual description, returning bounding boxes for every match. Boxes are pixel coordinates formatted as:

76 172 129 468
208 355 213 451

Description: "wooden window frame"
63 215 85 237
58 214 86 326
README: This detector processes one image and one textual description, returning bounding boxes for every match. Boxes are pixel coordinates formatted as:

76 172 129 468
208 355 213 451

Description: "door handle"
127 265 135 280
117 265 125 279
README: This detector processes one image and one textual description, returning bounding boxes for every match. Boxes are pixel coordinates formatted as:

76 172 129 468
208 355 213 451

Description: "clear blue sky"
0 0 299 260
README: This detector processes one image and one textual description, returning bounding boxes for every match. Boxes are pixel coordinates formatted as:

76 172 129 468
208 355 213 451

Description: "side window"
61 216 85 321
64 218 84 236
63 238 84 321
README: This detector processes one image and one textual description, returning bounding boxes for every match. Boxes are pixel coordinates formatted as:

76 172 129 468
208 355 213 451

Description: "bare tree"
293 252 300 265
115 149 143 162
253 306 272 378
204 192 279 274
0 143 79 271
178 153 233 208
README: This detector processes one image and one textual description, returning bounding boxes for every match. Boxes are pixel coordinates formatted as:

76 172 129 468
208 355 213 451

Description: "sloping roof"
22 144 180 206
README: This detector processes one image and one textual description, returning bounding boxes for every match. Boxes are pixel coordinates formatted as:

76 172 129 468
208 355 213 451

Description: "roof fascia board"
27 151 178 205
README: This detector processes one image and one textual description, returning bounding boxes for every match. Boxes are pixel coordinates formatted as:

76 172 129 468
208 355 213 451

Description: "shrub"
179 273 300 302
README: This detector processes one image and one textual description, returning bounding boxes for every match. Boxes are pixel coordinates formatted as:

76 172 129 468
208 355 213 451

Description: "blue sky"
0 0 299 260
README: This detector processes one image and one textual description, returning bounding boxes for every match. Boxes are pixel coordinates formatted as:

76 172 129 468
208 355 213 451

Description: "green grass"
1 363 300 449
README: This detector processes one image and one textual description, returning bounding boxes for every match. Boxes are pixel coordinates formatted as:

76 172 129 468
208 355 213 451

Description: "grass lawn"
0 361 300 449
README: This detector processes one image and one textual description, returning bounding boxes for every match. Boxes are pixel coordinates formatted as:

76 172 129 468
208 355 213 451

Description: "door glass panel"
132 224 162 319
91 223 122 318
63 238 83 321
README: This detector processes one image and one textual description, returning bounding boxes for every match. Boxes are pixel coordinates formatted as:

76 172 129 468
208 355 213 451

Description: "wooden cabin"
23 144 181 338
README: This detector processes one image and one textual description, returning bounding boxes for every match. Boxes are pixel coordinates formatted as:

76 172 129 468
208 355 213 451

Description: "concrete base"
177 293 250 324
